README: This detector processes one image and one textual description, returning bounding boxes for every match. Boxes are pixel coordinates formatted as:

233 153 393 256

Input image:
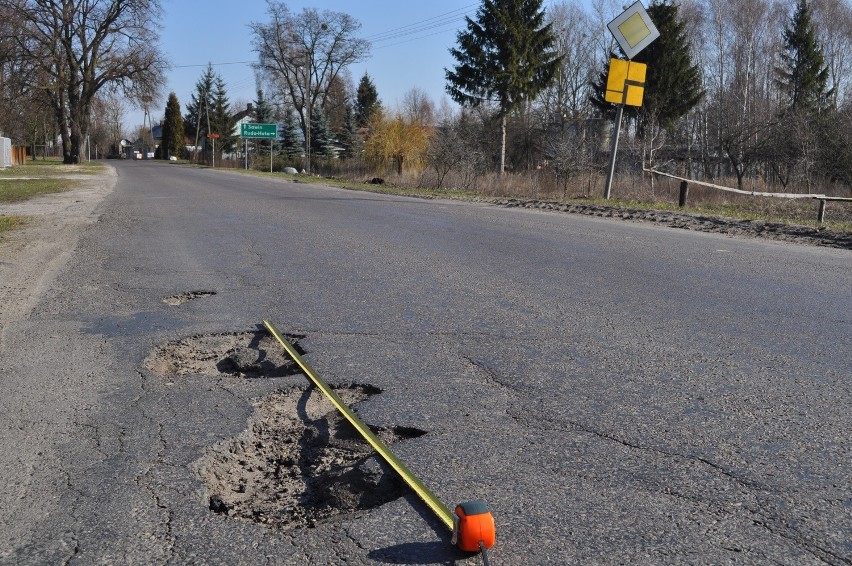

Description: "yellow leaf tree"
365 112 433 175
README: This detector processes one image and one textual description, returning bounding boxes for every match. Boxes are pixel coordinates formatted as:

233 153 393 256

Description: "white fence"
1 137 10 168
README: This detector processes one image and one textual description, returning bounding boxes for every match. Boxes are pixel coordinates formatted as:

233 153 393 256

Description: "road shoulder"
0 165 116 349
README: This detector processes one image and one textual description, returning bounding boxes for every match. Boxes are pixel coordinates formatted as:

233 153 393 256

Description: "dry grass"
337 165 851 230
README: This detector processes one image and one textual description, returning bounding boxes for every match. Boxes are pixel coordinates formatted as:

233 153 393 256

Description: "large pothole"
194 384 425 530
144 330 302 379
145 330 426 530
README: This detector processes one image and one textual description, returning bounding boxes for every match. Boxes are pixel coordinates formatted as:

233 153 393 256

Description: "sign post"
603 1 659 200
240 123 278 173
207 133 220 168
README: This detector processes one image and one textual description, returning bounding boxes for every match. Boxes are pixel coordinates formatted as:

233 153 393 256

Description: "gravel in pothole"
143 330 302 378
161 290 217 306
194 384 426 529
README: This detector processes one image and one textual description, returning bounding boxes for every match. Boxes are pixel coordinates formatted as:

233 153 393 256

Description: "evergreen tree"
338 102 357 159
160 92 185 160
310 106 334 159
590 0 703 135
253 88 274 124
210 74 236 154
777 0 832 112
354 73 381 128
185 64 216 161
253 88 276 159
280 106 303 160
445 0 560 173
185 64 216 142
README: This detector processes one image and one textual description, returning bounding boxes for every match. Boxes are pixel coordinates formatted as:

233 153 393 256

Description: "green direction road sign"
240 123 277 139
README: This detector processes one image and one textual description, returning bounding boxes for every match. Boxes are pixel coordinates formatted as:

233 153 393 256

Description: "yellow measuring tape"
263 320 455 531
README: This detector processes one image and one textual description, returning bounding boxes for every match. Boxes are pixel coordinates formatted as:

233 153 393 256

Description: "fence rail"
644 168 851 224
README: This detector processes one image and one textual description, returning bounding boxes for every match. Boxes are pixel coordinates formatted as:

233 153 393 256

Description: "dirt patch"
162 290 216 306
195 385 425 530
489 198 852 250
144 330 302 379
0 165 116 351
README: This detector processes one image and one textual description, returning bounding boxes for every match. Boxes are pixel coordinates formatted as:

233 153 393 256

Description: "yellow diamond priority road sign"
607 1 659 60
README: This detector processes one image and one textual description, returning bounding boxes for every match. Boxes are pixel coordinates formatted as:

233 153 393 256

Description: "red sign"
207 133 220 139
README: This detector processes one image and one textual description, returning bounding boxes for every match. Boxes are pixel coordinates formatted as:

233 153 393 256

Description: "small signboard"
604 58 647 106
241 123 277 139
607 1 659 60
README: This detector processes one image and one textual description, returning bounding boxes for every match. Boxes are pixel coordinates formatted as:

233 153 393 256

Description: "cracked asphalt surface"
0 161 849 564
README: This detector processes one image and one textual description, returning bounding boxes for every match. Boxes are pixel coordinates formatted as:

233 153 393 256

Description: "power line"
365 4 478 43
172 61 255 69
170 5 480 74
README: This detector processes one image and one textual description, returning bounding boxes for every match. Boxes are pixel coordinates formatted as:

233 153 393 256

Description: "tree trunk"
54 98 72 164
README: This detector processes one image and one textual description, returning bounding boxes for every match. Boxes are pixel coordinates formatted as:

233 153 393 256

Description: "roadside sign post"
207 133 220 167
603 1 659 200
240 123 278 173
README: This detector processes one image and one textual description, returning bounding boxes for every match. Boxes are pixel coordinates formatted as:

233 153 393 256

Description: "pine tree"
445 0 560 173
185 64 216 161
253 88 276 159
338 102 357 159
354 73 381 129
253 88 274 124
210 75 236 155
280 106 303 161
310 107 334 159
185 64 215 142
590 0 703 135
160 92 185 160
777 0 832 113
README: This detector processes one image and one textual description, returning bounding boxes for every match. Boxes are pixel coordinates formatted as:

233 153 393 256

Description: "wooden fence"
11 145 27 165
645 168 852 224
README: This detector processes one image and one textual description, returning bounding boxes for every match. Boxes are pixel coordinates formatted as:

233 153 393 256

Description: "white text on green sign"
241 123 277 139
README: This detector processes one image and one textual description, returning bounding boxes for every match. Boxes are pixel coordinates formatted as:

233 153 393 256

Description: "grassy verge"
0 214 28 235
0 158 104 177
200 165 852 233
0 178 73 203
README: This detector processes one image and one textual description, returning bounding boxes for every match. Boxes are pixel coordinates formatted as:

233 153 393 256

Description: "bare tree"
6 0 167 163
251 0 370 173
811 0 852 105
400 87 435 126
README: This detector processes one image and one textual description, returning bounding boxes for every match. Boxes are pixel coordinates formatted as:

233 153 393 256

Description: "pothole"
195 385 426 529
162 290 217 306
144 330 304 378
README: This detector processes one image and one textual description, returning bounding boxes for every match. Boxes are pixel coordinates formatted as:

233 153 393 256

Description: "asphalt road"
1 161 849 565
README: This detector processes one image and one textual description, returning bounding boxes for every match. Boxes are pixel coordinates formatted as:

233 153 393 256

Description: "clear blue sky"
130 0 594 129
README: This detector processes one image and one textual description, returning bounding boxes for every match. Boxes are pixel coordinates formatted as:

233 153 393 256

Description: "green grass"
0 178 73 203
0 158 104 177
0 214 28 235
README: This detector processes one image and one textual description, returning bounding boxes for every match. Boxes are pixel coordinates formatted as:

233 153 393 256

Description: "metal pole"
245 138 248 170
305 63 311 175
212 138 215 168
270 139 273 173
603 104 624 200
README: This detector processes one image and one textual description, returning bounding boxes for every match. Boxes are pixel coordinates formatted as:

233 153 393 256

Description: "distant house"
231 103 255 138
127 123 162 159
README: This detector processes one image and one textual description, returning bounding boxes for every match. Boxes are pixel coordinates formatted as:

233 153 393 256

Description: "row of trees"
0 0 166 163
5 0 847 198
237 0 849 197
